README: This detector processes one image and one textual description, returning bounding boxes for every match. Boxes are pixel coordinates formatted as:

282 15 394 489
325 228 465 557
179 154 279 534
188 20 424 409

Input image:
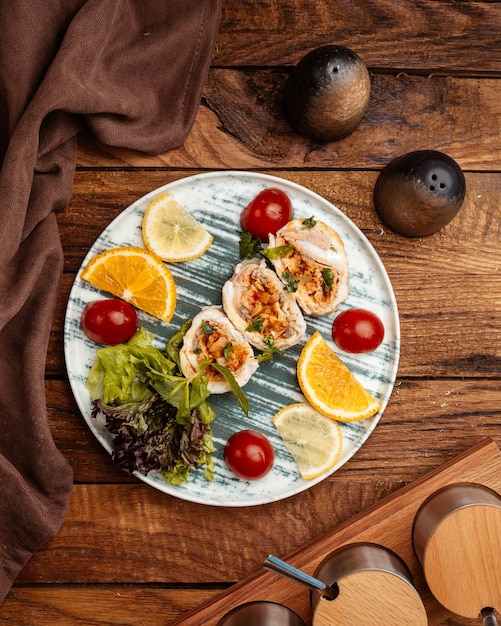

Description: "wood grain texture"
169 439 501 625
76 73 501 170
421 504 501 618
0 587 476 626
15 480 397 585
15 441 501 596
4 0 499 623
313 569 428 625
0 587 221 625
214 0 501 71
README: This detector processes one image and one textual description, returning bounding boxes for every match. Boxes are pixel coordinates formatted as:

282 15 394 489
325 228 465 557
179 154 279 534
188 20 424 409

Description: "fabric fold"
0 0 221 603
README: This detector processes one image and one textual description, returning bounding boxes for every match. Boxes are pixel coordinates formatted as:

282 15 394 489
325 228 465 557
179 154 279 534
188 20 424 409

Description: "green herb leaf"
282 271 298 292
239 230 263 259
322 267 335 295
302 216 317 228
257 336 284 363
223 342 233 361
165 319 192 370
148 366 212 422
246 316 264 332
202 321 214 335
261 244 293 260
203 360 250 416
197 400 217 425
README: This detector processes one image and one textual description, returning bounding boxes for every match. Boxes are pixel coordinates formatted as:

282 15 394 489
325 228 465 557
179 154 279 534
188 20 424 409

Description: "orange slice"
80 246 176 323
297 331 380 422
273 403 343 480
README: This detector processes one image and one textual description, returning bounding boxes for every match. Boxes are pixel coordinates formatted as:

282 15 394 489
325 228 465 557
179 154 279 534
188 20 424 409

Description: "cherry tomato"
240 188 293 241
224 429 274 480
332 308 385 353
81 299 138 345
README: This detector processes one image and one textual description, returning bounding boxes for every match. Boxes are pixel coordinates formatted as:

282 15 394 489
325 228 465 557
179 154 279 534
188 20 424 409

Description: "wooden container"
311 543 428 625
412 483 501 620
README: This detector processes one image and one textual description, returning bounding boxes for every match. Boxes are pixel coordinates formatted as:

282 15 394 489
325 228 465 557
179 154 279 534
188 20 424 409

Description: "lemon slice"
142 193 213 262
273 403 343 480
80 246 176 323
297 331 381 422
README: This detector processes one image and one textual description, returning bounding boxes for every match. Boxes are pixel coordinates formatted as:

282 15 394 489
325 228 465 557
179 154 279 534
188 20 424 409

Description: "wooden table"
1 1 499 624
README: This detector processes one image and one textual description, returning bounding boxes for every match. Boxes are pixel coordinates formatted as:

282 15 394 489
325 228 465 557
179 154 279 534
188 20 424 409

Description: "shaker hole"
323 582 340 601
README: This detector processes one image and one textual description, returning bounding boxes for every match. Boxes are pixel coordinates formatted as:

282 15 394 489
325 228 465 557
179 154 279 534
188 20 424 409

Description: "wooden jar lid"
413 483 501 618
313 568 428 626
312 544 428 626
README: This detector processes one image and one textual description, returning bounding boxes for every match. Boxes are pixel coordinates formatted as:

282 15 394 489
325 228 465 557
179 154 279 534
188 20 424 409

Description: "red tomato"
332 308 385 353
82 299 138 345
224 429 274 480
240 188 293 241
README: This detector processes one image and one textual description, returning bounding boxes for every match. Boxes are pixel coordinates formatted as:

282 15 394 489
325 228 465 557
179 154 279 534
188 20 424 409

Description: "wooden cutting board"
170 438 501 626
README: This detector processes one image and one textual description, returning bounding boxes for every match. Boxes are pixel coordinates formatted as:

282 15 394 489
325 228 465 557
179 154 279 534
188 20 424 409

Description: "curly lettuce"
86 325 216 483
91 394 215 483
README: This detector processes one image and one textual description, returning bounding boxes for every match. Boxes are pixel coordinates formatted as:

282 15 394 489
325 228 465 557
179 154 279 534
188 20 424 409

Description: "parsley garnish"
223 342 233 361
302 216 317 228
239 230 263 259
202 321 214 335
261 244 293 260
282 271 298 292
322 267 335 295
246 317 263 332
258 337 284 363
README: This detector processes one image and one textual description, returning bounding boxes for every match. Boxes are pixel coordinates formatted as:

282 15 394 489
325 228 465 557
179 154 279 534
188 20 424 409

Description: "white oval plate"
64 171 400 507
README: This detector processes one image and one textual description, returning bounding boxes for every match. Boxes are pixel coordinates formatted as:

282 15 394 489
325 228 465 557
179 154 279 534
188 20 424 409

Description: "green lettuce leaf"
86 327 175 405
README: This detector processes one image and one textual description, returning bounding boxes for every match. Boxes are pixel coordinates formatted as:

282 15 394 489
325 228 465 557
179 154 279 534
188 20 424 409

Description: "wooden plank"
169 439 501 625
214 0 501 71
15 478 404 585
76 73 501 170
47 378 501 484
0 587 221 625
0 585 475 625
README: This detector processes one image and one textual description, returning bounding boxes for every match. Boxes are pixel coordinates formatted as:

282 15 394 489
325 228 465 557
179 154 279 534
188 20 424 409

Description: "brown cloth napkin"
0 0 221 603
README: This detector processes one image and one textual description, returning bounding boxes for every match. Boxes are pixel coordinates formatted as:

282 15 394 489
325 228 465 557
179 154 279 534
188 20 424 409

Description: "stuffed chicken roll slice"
222 258 306 351
180 305 258 394
268 218 349 316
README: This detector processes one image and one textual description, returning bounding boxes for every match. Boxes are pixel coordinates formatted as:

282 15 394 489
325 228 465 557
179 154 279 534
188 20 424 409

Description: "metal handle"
262 555 338 600
482 608 498 626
